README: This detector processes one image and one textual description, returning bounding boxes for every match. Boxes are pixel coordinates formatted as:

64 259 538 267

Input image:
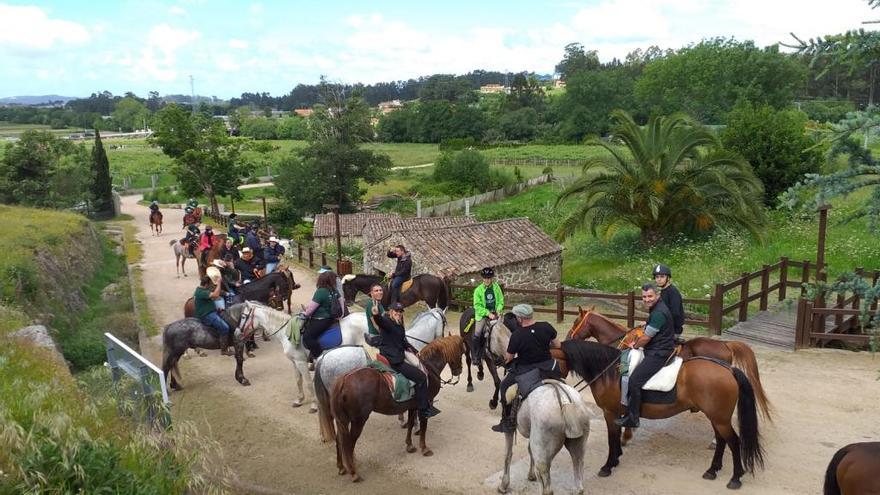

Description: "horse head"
341 274 359 303
567 305 597 341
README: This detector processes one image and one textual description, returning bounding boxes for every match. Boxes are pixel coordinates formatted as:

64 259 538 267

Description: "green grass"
481 144 620 162
473 183 880 305
363 142 439 167
0 121 82 138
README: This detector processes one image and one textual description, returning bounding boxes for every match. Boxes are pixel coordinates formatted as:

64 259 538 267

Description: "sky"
0 0 877 99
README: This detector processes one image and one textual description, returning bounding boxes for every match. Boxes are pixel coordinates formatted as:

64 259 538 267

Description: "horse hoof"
726 480 741 490
527 473 537 482
422 449 433 457
703 471 717 480
183 273 187 277
351 474 362 483
489 400 498 410
407 445 417 453
240 379 251 386
497 485 508 494
598 467 612 477
292 400 303 408
466 383 474 392
338 468 347 476
309 405 318 414
246 351 256 358
477 371 484 381
308 363 315 371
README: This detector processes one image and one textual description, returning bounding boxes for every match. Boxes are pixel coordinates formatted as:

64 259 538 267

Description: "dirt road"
123 195 880 495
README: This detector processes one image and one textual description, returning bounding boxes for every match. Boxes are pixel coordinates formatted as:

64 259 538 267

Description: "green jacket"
473 282 504 320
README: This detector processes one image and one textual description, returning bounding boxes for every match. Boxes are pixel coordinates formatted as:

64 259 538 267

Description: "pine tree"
91 129 114 218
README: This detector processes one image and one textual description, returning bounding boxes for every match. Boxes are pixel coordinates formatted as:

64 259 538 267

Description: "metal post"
816 205 830 282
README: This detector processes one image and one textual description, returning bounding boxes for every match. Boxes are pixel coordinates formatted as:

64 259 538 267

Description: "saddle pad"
401 279 414 293
317 324 342 350
627 349 683 392
367 360 415 402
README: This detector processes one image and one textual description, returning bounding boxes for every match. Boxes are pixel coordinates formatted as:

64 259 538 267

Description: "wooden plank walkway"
722 305 836 351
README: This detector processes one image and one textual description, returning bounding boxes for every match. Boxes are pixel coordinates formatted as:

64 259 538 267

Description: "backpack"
329 289 344 319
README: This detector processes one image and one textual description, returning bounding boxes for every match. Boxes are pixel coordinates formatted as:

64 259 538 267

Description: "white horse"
240 301 369 413
499 381 592 495
314 307 448 442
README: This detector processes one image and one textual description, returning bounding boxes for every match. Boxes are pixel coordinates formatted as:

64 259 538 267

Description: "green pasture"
0 121 82 138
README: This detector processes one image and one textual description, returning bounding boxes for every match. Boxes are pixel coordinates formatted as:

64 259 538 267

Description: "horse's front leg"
498 430 515 493
234 339 250 386
598 411 622 477
419 416 432 456
464 342 475 392
485 359 502 410
405 410 417 453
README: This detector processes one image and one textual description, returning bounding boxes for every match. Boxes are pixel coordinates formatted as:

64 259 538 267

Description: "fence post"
297 243 302 262
556 283 564 323
872 270 879 312
779 256 789 301
852 267 864 329
794 298 807 349
626 291 636 329
738 273 750 322
321 252 327 267
308 247 314 268
759 264 770 311
711 283 724 335
800 261 811 297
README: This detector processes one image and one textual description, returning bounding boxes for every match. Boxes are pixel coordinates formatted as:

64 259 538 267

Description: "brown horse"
194 233 226 277
149 210 163 235
561 339 764 489
341 273 449 309
566 306 773 422
329 335 465 482
824 442 880 495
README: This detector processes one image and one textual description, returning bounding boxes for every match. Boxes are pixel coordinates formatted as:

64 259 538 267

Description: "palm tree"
556 110 766 244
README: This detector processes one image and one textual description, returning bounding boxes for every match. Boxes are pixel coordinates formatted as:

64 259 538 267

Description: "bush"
433 149 492 194
800 99 855 123
721 102 824 205
143 186 184 204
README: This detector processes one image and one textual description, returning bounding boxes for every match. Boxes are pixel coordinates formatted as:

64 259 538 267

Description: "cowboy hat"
241 247 252 253
269 236 279 243
212 259 225 268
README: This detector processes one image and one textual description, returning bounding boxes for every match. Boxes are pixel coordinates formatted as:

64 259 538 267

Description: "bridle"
239 303 291 340
567 310 594 340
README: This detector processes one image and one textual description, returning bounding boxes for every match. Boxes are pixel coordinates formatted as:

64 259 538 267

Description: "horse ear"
577 305 584 314
589 305 595 312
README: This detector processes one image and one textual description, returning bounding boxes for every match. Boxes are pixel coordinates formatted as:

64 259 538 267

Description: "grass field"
0 121 83 138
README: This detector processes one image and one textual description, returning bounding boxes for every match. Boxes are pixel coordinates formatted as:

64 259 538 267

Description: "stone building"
364 217 563 290
312 212 399 248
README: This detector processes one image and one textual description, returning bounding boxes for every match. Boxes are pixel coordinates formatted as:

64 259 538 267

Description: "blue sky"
0 0 876 98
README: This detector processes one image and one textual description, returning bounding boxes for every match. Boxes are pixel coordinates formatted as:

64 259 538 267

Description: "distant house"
364 218 562 290
479 84 508 94
312 212 400 248
293 108 313 117
377 99 403 114
554 79 566 89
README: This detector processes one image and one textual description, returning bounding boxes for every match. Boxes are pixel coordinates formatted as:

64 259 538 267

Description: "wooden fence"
794 268 880 348
287 240 362 275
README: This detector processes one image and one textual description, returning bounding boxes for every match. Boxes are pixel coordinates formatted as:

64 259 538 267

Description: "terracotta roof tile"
364 216 478 246
313 212 399 238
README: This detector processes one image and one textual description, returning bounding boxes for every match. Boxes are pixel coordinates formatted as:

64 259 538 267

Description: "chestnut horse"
149 210 163 235
561 339 764 489
194 233 226 277
566 306 773 422
824 442 880 495
330 335 465 482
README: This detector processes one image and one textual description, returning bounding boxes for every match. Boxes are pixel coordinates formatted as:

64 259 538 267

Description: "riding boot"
491 403 517 433
471 333 486 363
614 388 641 428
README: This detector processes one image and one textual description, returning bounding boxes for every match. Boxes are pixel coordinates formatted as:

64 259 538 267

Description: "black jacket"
645 300 676 355
660 284 685 335
376 313 408 365
234 257 262 279
387 251 412 279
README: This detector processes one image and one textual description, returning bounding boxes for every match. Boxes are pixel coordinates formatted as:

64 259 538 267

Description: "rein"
420 355 459 386
572 354 622 393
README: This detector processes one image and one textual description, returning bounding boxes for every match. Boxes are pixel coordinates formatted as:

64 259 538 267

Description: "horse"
458 307 511 409
328 335 465 482
170 239 191 277
194 233 226 278
313 308 449 441
149 210 163 235
183 269 300 317
560 339 764 489
161 303 255 390
341 273 449 309
498 381 592 495
183 206 202 228
824 442 880 495
566 306 773 422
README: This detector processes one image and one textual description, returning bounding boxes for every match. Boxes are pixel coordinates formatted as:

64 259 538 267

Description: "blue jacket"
246 231 262 257
263 244 285 263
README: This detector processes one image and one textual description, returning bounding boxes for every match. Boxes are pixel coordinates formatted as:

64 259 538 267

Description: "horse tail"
732 366 765 474
823 446 848 495
726 341 773 422
314 360 336 443
169 239 178 247
161 324 180 383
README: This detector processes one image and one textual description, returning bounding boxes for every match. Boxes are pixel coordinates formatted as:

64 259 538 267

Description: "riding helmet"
481 267 495 278
652 264 672 278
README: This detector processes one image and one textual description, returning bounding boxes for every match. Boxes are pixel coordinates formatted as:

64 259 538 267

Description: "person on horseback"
219 255 242 296
227 213 245 245
472 267 505 364
376 302 441 419
184 223 200 257
220 236 239 262
318 265 346 306
492 304 560 433
364 283 385 345
198 225 216 268
194 275 234 355
263 236 285 274
653 264 685 342
301 270 346 360
386 244 412 304
149 200 160 213
235 247 263 283
187 198 198 210
615 283 676 428
245 225 263 262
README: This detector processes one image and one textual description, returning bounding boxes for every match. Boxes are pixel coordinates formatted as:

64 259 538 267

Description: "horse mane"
420 335 464 366
410 308 439 327
560 340 621 382
246 301 290 330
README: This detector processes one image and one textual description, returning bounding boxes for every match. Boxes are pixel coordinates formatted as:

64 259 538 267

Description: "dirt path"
122 195 880 495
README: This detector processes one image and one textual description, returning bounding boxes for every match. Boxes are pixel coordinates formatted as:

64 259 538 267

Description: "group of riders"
157 197 687 432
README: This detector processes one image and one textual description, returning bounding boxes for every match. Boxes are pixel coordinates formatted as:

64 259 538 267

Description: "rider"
245 224 263 261
149 200 160 213
471 267 504 364
492 304 560 433
198 225 216 267
220 236 239 262
219 255 242 297
235 247 263 283
184 223 201 257
194 275 233 355
263 236 285 274
365 283 385 345
301 270 345 360
653 264 685 342
386 244 412 304
615 283 676 428
227 213 245 245
375 302 441 419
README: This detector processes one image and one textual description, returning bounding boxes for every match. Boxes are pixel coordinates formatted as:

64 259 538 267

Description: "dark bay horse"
567 306 773 422
149 210 163 235
329 335 465 482
561 339 764 489
162 303 255 390
824 442 880 495
341 273 449 309
183 269 300 317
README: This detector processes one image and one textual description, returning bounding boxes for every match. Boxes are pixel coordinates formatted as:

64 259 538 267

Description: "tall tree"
556 110 766 244
90 130 114 218
0 130 90 208
555 43 600 80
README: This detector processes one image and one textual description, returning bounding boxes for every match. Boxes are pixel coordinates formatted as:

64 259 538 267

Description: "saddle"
400 279 414 293
370 352 426 402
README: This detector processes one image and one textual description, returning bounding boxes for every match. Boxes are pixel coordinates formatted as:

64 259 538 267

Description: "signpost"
104 333 170 429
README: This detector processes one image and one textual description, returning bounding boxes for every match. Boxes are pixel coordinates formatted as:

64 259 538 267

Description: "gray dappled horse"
161 303 254 390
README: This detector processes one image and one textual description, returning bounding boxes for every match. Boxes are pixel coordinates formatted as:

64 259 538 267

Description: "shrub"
800 98 855 123
143 186 185 205
433 149 492 195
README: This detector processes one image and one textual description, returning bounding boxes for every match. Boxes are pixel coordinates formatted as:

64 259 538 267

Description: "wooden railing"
287 240 361 276
794 268 880 348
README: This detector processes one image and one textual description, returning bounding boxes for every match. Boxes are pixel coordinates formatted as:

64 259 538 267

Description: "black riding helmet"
652 264 672 278
481 267 495 278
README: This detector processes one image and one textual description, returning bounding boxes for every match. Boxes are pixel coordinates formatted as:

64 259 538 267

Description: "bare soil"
123 195 880 495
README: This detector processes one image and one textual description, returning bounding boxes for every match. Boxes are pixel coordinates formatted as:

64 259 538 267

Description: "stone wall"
315 235 363 249
450 253 561 292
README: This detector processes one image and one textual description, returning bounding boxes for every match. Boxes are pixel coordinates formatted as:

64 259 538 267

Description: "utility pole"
189 75 196 115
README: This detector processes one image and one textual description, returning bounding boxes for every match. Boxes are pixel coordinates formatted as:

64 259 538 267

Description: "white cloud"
0 4 90 51
170 5 187 15
130 24 201 82
250 3 264 14
228 38 249 49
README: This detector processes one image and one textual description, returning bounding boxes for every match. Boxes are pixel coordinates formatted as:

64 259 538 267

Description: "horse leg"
286 350 307 409
419 415 432 456
334 416 353 476
163 350 183 390
703 425 727 481
621 426 634 446
598 412 622 477
182 257 187 277
405 410 417 453
565 436 587 495
486 361 501 410
234 340 250 386
498 431 515 493
527 444 537 481
347 417 368 482
531 442 556 495
716 421 744 489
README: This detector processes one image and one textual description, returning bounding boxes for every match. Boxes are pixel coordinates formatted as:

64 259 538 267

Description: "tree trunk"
640 228 664 246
